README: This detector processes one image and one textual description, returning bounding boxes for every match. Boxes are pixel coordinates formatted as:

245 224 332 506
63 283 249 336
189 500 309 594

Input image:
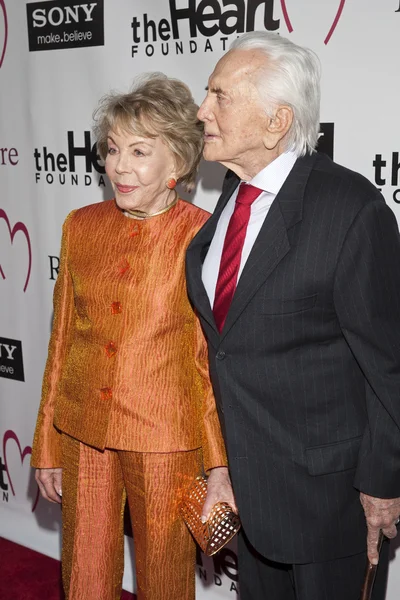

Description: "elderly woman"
31 74 235 600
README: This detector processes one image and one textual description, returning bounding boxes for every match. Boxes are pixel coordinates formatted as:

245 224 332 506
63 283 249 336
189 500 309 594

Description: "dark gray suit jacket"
186 152 400 563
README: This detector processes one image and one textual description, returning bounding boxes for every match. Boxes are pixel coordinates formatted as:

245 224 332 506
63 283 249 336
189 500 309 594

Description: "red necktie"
213 183 262 332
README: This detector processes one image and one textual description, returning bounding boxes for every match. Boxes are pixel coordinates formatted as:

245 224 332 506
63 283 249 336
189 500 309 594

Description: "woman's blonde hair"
93 73 203 191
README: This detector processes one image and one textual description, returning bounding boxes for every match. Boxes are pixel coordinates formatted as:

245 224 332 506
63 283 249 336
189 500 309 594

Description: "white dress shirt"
202 151 298 308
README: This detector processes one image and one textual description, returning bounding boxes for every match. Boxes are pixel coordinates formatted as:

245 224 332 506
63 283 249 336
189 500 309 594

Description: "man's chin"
202 145 222 162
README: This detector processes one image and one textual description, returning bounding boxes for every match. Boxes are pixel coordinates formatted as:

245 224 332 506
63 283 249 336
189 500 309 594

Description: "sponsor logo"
34 130 106 188
0 336 25 382
1 430 40 511
0 0 7 68
36 125 333 197
49 255 60 281
131 0 279 59
373 151 400 204
0 210 32 292
197 545 239 593
26 0 104 52
317 123 334 160
0 146 19 166
280 0 346 45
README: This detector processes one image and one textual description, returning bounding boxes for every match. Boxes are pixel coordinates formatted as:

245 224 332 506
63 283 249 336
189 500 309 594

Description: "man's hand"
360 492 400 564
35 468 63 504
201 466 238 522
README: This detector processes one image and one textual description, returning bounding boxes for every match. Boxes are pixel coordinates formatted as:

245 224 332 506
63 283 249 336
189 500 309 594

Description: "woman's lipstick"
116 184 138 194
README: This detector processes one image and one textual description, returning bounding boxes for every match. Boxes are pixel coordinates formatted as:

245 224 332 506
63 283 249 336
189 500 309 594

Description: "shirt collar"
246 150 298 196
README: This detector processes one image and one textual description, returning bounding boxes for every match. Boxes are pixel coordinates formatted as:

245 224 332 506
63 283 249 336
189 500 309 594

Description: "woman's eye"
133 149 145 157
107 147 117 155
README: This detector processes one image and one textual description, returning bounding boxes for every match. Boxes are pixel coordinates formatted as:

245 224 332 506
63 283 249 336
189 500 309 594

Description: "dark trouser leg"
238 528 389 600
238 530 296 600
292 543 389 600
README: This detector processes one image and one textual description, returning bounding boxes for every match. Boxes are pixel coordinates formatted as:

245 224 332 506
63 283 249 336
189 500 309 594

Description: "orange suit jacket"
31 199 227 473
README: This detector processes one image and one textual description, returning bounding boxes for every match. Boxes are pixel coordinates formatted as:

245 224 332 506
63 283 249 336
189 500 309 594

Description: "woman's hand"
35 468 63 504
201 466 238 522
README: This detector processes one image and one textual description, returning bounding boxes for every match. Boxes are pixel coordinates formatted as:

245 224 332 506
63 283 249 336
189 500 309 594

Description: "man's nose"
197 97 212 122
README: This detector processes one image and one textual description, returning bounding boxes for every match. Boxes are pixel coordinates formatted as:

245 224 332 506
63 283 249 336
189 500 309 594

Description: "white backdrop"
1 1 400 597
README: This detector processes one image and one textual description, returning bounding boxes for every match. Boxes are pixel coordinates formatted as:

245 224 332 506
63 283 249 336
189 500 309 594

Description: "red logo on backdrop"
2 430 40 512
280 0 346 45
0 209 32 292
0 0 8 68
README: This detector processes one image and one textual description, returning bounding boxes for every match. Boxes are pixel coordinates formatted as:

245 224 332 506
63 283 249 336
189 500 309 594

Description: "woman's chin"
115 195 139 212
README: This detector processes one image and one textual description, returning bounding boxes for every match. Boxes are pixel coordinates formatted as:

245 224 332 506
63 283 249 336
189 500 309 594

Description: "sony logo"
32 3 97 28
0 343 17 360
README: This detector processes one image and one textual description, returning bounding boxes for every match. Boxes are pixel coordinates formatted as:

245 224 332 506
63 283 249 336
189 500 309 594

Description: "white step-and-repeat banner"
1 1 400 597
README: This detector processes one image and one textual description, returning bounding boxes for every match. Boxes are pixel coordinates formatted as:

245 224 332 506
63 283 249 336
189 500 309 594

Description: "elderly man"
186 31 400 600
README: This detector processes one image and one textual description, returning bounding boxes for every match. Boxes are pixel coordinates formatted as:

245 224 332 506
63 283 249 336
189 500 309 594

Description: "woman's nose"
115 153 132 173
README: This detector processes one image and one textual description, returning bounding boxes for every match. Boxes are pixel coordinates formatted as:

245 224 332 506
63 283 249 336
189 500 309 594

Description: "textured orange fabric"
61 435 126 600
31 199 227 473
61 434 201 600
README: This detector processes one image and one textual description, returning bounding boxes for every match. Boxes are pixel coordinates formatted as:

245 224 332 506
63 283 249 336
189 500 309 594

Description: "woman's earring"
166 178 177 189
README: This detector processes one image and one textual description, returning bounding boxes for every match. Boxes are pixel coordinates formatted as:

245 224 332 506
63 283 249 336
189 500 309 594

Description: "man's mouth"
204 133 219 142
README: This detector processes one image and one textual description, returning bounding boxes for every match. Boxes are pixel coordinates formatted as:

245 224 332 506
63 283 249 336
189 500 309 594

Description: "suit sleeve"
31 211 76 468
333 199 400 498
194 313 228 474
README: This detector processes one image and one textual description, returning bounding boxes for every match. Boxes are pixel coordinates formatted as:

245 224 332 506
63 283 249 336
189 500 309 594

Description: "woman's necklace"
124 190 178 220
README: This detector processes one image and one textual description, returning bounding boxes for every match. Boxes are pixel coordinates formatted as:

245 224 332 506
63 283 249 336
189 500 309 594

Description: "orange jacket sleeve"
194 314 228 474
31 211 76 468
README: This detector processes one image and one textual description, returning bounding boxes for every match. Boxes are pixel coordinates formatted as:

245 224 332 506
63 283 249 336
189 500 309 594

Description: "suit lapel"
220 153 318 340
187 153 318 340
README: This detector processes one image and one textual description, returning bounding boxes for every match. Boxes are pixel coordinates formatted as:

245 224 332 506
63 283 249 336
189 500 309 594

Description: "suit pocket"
306 435 362 476
261 294 317 315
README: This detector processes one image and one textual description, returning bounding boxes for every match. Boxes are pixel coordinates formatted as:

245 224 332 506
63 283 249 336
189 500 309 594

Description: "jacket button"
105 341 117 358
100 387 112 401
129 223 141 237
111 301 122 315
118 258 130 274
216 350 226 360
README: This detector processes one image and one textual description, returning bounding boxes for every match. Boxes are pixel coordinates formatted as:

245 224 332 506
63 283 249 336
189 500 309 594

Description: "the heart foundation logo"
280 0 346 45
0 209 32 292
0 0 8 69
3 430 40 512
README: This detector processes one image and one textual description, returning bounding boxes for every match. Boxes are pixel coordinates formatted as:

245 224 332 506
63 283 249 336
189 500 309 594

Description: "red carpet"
0 537 136 599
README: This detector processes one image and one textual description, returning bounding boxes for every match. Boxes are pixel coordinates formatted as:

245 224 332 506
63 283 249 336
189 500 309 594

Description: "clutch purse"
179 475 241 556
360 530 384 600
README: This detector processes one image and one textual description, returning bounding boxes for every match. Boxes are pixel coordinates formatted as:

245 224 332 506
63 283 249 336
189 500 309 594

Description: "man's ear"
263 106 293 150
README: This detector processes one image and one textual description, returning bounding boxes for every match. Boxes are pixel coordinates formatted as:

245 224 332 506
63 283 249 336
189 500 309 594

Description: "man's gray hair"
230 32 321 156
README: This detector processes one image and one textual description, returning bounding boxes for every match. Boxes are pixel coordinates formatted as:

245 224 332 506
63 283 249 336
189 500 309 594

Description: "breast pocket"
261 294 318 315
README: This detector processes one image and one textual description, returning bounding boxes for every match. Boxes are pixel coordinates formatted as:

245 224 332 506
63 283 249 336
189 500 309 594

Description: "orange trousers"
61 434 202 600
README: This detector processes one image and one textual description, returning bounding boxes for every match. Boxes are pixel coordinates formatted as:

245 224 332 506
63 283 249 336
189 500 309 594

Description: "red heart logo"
0 209 32 292
280 0 346 45
0 0 8 69
3 430 40 512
